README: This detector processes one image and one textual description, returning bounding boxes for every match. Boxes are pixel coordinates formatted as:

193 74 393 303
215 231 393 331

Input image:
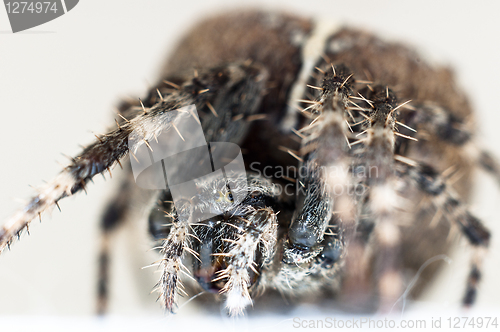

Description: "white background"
0 0 499 330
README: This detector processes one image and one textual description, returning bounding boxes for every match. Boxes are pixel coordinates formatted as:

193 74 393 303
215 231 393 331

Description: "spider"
0 10 497 316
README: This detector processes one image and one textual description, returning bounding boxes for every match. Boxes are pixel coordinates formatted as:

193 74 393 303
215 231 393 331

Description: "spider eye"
319 237 344 268
288 220 316 248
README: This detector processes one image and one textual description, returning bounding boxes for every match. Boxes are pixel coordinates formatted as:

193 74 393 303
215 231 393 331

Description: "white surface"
0 0 499 327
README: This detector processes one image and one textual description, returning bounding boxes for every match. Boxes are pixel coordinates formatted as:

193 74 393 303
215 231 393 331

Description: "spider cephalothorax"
0 10 495 316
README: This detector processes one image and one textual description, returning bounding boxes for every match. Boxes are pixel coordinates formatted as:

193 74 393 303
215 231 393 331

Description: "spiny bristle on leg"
353 86 408 310
222 269 253 316
218 208 277 316
0 62 267 254
155 208 192 313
